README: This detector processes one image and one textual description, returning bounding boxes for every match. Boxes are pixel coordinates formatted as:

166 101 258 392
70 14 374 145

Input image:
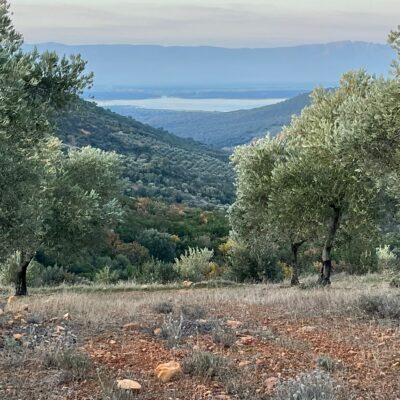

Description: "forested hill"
56 100 234 206
108 93 311 149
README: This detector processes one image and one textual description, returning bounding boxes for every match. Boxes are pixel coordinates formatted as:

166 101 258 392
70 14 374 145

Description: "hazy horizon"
23 39 391 49
10 0 400 47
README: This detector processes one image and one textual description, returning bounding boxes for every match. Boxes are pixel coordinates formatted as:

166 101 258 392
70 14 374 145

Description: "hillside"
56 100 234 206
107 93 311 148
24 41 393 87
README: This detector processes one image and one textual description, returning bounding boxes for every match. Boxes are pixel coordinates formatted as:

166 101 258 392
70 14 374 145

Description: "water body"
96 97 286 112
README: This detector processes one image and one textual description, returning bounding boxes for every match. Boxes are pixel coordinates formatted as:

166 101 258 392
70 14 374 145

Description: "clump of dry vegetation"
274 371 343 400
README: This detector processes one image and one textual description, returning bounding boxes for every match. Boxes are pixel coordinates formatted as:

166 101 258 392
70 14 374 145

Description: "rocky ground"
0 276 399 399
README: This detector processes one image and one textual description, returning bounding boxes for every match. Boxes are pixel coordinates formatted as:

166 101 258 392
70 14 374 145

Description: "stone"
265 377 279 392
14 313 23 321
183 280 193 288
154 328 162 336
7 296 17 305
116 379 141 391
55 325 65 334
155 361 182 383
226 320 242 330
300 325 316 332
13 333 24 341
238 360 252 368
122 322 139 330
236 335 255 346
63 313 71 320
0 309 4 315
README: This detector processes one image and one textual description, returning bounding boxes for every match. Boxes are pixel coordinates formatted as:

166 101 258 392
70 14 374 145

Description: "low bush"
174 247 214 282
0 252 77 287
358 294 400 319
390 276 400 288
318 355 337 372
94 266 119 284
182 351 232 381
274 371 341 400
153 301 173 314
160 315 184 348
180 303 207 320
135 258 177 283
212 327 236 348
42 349 92 382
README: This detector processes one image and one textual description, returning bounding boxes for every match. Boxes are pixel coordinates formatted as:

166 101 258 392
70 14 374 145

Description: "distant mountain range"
24 41 394 88
107 93 311 149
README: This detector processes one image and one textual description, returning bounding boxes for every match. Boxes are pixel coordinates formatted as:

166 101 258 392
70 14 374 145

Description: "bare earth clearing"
1 275 399 400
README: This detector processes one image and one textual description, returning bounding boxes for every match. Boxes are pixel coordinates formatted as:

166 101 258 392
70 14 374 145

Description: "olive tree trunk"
290 241 305 286
319 206 341 286
15 253 35 296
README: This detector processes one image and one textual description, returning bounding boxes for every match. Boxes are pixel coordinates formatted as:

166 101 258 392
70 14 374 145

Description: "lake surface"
96 97 286 112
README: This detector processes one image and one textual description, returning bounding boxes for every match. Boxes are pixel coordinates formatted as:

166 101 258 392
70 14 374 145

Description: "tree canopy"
230 28 400 285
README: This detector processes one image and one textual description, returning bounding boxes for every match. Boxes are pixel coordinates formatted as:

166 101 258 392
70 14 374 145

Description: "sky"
9 0 400 47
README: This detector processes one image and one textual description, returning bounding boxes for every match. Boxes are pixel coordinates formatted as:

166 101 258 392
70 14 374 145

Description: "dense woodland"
56 100 234 206
1 0 400 296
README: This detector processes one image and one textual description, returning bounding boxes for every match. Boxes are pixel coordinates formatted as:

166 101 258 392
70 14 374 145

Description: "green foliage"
376 245 398 272
0 0 93 262
55 100 234 207
137 229 177 262
94 266 119 285
317 355 337 373
226 243 281 282
174 247 214 282
182 351 232 380
0 2 126 295
230 42 400 283
130 258 177 284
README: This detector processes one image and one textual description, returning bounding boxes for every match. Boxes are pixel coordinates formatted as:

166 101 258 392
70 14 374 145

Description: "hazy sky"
9 0 400 47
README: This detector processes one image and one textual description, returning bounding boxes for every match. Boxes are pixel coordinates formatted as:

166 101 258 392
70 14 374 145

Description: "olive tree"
0 2 124 295
230 136 318 285
11 142 124 296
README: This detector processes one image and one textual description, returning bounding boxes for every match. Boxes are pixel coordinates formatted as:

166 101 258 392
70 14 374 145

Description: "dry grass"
1 273 399 400
4 273 394 328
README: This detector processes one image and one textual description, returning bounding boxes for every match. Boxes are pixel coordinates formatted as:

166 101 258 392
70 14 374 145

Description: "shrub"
318 355 336 372
160 315 184 348
130 258 177 283
274 371 341 400
137 229 177 262
227 244 281 282
0 252 80 288
40 264 78 286
0 251 21 286
212 327 236 348
376 245 398 272
154 302 173 314
358 294 400 319
182 351 232 381
180 304 206 320
390 276 400 288
174 247 214 282
94 266 119 284
142 258 177 283
42 349 92 382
